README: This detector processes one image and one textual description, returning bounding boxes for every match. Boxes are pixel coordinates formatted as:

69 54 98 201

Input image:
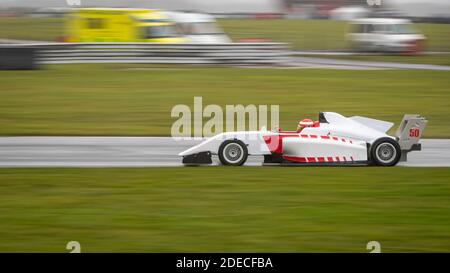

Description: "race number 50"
409 128 420 138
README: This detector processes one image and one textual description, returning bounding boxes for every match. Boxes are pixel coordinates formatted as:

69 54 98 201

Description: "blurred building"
0 0 283 13
284 0 392 18
284 0 450 20
0 0 448 19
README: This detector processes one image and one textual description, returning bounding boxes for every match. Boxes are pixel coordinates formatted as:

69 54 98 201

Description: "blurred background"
0 0 449 136
0 0 449 49
1 0 450 18
0 0 449 253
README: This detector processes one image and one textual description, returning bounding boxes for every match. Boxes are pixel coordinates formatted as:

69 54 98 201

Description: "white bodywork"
179 112 394 162
179 130 273 157
282 137 368 161
347 18 426 52
163 12 231 44
301 112 393 143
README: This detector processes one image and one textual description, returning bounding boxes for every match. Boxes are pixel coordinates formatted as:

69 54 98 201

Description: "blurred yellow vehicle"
65 8 186 43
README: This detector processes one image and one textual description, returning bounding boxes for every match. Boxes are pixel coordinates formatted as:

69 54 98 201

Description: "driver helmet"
297 118 314 131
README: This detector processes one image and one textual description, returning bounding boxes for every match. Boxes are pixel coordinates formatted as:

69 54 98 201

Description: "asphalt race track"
0 137 448 167
290 56 450 71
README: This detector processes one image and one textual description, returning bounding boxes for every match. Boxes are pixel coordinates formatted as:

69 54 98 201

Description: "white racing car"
179 112 427 167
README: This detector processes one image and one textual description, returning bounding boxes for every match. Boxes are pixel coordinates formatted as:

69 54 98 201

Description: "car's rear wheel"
370 138 401 166
218 140 248 166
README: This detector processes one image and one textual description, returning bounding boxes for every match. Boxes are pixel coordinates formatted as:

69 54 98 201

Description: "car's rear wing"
395 114 428 161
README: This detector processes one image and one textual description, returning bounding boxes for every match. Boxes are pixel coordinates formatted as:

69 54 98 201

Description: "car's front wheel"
218 140 248 166
370 138 401 166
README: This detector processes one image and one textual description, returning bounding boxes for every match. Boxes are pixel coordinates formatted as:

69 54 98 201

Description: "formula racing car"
179 112 427 166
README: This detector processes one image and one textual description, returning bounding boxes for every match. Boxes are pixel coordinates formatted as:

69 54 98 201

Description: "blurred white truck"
347 18 426 53
163 12 231 44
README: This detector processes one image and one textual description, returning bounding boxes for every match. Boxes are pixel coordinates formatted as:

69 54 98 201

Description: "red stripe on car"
263 133 301 154
263 135 281 154
279 133 299 137
283 156 307 163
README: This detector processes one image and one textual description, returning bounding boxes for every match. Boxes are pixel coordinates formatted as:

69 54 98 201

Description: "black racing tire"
370 137 401 166
218 140 248 166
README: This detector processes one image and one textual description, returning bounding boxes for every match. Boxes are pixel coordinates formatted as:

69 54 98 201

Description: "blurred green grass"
0 167 449 252
220 19 450 52
0 17 449 51
0 65 449 137
221 19 349 50
0 17 63 41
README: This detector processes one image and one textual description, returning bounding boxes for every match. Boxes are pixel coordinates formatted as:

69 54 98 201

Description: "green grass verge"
220 19 349 50
220 19 450 52
0 167 449 252
0 17 449 52
0 17 63 41
0 65 449 137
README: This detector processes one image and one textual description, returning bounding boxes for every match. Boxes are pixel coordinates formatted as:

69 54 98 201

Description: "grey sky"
0 0 448 16
0 0 280 11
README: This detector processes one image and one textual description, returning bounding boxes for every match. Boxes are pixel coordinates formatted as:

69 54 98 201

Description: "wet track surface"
290 56 450 71
0 137 448 167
